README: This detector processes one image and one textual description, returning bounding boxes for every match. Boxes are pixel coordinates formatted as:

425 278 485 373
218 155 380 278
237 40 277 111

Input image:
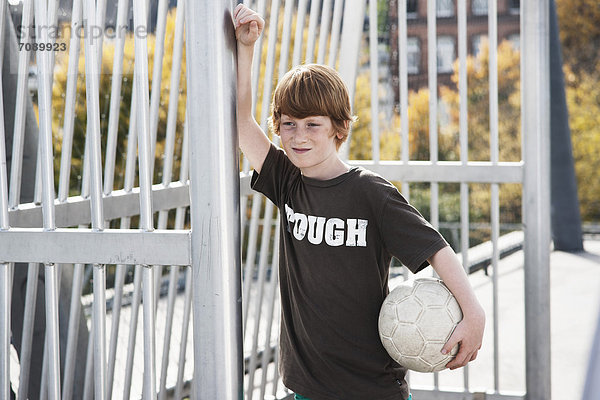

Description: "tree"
555 0 600 222
52 10 187 196
555 0 600 74
564 65 600 221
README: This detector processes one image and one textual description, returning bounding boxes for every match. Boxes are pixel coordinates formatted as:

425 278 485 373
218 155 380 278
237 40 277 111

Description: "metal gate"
0 0 550 399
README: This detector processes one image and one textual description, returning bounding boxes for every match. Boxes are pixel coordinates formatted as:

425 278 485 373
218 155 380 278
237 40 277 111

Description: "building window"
509 0 520 14
437 0 454 18
472 34 486 56
407 0 418 19
437 36 455 73
407 37 420 74
471 0 487 16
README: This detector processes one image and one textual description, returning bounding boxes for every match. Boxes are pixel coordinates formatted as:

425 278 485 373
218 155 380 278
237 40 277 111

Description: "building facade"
388 0 520 100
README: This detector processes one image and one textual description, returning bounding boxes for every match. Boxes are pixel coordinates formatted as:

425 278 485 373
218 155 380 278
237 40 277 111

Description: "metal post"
132 0 157 398
32 0 61 397
185 0 243 398
0 2 11 398
521 1 552 399
337 0 367 160
82 0 108 398
548 0 583 251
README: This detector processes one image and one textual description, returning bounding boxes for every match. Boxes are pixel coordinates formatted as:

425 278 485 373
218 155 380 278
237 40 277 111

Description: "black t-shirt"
251 144 448 400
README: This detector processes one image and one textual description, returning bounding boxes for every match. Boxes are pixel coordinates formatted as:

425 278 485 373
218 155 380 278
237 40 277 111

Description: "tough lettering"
285 204 368 247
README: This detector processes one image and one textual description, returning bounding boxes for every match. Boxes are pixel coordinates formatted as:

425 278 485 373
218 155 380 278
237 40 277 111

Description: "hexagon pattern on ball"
378 277 463 372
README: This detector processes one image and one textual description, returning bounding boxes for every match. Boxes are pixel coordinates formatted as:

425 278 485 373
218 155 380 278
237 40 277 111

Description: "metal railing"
0 0 550 399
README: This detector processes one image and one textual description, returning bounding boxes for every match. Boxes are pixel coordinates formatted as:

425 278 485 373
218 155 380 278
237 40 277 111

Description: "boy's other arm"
428 245 486 370
234 4 271 173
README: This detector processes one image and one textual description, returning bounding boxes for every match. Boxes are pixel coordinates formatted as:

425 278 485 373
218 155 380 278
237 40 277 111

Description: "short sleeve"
379 189 448 273
251 143 299 207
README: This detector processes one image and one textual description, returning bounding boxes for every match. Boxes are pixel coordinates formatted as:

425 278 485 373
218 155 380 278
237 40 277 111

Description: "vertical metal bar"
279 0 295 75
33 0 60 397
457 0 470 391
142 265 157 399
103 0 131 196
250 0 267 124
427 0 437 157
242 197 263 335
156 2 187 396
80 0 107 200
120 76 142 400
426 0 439 234
488 0 501 392
174 112 191 400
18 262 40 400
151 0 187 311
241 0 266 180
292 0 308 67
0 1 11 397
83 327 94 400
122 265 143 400
326 0 344 67
258 221 280 400
337 0 366 160
369 0 379 162
103 2 136 399
9 0 33 208
317 0 332 64
83 0 109 398
522 1 552 399
108 55 143 397
186 0 243 398
259 0 280 130
457 0 469 333
151 0 182 313
246 201 275 400
161 0 186 190
489 1 499 166
305 0 321 63
46 0 59 98
157 263 179 400
148 0 170 177
105 260 127 400
132 0 157 399
62 263 84 400
398 0 409 195
174 266 193 400
57 0 82 202
457 0 467 164
174 264 192 400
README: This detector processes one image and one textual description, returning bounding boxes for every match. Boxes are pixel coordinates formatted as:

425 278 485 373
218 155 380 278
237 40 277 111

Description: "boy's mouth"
293 148 310 154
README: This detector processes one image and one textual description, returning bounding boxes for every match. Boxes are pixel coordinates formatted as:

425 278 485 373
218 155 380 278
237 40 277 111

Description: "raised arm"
428 245 486 370
234 4 271 173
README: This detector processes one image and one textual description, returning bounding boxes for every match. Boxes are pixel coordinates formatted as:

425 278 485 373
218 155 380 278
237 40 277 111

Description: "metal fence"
0 0 550 399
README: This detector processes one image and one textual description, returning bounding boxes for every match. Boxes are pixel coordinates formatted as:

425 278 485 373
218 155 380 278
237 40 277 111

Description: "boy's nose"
294 128 309 142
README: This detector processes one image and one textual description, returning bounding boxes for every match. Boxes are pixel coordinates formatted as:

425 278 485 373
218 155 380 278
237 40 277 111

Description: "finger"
235 8 252 26
445 344 470 370
249 20 258 35
441 335 459 357
236 13 251 28
234 3 245 19
470 349 479 362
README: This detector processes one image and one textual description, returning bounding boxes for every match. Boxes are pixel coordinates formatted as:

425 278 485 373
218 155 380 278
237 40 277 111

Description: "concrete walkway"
402 239 600 399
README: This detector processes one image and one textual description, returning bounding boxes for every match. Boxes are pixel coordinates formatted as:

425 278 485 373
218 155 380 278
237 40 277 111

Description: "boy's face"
279 114 344 179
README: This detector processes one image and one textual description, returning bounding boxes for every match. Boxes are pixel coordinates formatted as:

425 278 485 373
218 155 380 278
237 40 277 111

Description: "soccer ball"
378 277 463 372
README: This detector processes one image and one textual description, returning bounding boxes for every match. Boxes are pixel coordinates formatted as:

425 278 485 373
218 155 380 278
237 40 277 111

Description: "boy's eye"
307 123 320 127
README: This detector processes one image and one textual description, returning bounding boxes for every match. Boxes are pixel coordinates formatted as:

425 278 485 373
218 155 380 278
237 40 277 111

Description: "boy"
234 4 485 400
